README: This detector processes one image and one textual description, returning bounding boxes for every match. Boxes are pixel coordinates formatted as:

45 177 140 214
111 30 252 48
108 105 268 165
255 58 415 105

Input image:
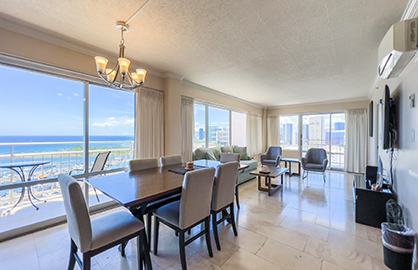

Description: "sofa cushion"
221 145 234 153
240 159 258 171
210 147 222 160
194 148 208 160
206 149 217 160
233 146 251 160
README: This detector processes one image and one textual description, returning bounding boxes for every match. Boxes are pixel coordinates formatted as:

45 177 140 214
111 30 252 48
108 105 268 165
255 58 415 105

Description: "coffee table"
250 166 289 196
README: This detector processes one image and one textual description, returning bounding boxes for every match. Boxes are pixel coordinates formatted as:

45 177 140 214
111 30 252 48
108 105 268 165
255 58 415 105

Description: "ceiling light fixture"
94 0 152 90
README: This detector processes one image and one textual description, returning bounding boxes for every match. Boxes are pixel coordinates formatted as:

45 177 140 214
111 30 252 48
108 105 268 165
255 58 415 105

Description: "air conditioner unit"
378 17 418 79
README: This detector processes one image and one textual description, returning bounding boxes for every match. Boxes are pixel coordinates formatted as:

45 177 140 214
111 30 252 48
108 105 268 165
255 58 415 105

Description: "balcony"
0 140 134 240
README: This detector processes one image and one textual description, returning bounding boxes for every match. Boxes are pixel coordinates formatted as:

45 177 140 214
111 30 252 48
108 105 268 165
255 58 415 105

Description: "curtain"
134 87 164 159
181 96 194 162
344 109 367 173
247 114 262 156
267 115 280 147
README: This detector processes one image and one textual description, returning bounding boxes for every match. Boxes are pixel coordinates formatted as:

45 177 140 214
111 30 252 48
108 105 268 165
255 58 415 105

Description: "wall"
267 100 369 158
368 55 418 231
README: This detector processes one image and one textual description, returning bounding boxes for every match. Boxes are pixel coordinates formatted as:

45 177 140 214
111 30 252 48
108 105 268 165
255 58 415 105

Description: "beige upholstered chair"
58 174 151 270
160 155 182 166
211 162 239 251
220 153 241 209
129 158 181 247
153 168 216 270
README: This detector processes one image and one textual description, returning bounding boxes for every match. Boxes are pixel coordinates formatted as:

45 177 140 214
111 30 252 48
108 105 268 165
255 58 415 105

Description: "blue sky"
194 104 229 131
0 65 134 136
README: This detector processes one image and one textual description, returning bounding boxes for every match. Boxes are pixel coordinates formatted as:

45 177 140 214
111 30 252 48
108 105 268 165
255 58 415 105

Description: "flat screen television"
383 85 396 149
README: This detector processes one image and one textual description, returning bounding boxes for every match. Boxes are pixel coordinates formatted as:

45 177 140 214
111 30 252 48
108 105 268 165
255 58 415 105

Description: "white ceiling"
0 0 409 107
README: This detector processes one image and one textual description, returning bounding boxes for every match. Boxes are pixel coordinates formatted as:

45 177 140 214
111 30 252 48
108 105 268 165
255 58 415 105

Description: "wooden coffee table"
250 167 289 196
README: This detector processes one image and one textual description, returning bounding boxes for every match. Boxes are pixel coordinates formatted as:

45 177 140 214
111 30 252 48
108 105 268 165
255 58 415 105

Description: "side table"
281 158 301 176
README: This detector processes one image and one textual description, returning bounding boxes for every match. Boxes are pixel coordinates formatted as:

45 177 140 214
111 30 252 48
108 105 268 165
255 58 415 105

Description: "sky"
0 65 134 136
194 104 230 132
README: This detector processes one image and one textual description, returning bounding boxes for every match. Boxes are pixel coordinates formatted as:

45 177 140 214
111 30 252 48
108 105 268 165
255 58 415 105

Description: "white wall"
369 55 418 231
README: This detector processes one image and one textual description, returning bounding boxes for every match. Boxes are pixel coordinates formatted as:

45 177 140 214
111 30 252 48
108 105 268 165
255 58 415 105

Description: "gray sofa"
193 145 258 184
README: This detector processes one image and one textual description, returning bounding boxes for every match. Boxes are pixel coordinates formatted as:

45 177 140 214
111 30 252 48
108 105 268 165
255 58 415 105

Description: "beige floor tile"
0 234 36 262
219 226 267 254
221 248 277 270
236 205 284 232
280 216 330 241
304 236 374 270
321 260 349 270
315 215 369 239
372 256 390 270
165 250 221 270
257 238 322 270
255 224 309 251
280 207 319 224
0 250 40 270
33 223 70 256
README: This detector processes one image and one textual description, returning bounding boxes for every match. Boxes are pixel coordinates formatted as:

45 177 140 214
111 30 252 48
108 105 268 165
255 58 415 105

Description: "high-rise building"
199 128 205 140
308 116 325 148
335 122 345 131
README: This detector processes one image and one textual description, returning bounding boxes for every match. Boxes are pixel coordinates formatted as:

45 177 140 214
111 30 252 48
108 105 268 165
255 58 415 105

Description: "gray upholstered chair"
220 153 241 209
153 168 216 270
260 147 282 167
58 174 151 270
129 158 181 247
301 148 328 181
160 155 183 166
211 162 239 251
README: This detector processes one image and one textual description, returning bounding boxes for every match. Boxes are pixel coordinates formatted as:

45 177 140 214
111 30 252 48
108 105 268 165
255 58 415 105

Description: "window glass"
193 103 206 150
208 107 230 147
279 115 299 151
302 114 329 154
330 113 345 169
231 111 247 146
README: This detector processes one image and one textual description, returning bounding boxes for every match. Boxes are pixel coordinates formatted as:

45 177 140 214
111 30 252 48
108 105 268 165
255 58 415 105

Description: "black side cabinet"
353 175 395 228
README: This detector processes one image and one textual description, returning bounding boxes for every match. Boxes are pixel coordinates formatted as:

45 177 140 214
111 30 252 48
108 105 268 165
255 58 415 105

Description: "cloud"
92 116 134 127
57 93 63 96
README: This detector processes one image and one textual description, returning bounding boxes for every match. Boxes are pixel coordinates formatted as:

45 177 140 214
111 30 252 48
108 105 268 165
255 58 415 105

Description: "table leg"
298 162 301 175
8 186 26 212
258 176 261 191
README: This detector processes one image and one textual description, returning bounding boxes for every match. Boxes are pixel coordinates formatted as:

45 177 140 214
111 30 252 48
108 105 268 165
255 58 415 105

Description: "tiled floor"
0 171 388 270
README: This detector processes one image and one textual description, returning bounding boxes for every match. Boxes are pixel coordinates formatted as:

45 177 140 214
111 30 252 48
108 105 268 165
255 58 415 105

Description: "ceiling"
0 0 409 107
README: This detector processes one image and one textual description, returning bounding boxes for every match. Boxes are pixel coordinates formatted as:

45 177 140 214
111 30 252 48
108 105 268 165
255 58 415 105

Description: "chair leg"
323 172 326 182
147 213 152 249
140 230 152 270
138 235 144 270
68 239 77 270
82 253 91 270
179 231 187 270
229 204 238 237
302 170 308 179
235 185 240 209
120 241 127 257
153 217 160 255
205 217 213 258
212 212 221 251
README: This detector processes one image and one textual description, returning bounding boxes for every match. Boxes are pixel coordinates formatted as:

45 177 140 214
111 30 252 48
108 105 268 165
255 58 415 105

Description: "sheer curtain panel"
135 87 164 159
267 115 280 147
181 96 194 162
247 114 262 156
344 109 367 173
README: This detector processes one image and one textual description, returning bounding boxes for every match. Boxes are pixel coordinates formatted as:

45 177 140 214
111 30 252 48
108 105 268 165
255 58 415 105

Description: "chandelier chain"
120 29 125 46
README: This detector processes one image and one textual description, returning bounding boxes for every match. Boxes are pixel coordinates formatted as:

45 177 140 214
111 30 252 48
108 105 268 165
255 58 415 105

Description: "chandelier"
94 21 147 90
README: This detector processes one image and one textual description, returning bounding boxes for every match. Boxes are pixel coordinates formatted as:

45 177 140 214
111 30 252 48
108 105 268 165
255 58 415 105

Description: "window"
279 115 299 151
193 103 206 150
231 111 247 146
89 85 135 171
208 107 230 147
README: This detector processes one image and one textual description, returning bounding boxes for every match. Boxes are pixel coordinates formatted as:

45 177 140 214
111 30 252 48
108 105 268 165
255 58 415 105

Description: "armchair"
260 146 282 167
301 148 328 181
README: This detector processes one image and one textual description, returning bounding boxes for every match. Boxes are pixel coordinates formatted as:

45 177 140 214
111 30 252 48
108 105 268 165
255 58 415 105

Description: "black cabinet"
353 175 395 228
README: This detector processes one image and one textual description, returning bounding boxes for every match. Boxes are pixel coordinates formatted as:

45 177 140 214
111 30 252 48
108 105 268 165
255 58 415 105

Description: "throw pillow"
210 147 222 160
221 145 234 153
205 149 217 160
233 146 251 160
194 148 208 160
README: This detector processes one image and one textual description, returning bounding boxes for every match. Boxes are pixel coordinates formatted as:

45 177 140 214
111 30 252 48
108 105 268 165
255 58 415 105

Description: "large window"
194 103 247 149
279 115 299 151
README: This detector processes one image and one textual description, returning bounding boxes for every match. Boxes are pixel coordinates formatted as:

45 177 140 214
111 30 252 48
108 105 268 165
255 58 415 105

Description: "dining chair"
220 153 241 209
160 154 182 166
58 174 152 270
129 158 181 248
70 151 111 202
153 168 216 270
211 162 239 251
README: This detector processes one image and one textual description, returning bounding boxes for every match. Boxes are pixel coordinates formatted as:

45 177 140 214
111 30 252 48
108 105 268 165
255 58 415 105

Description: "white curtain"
247 114 262 156
344 109 367 173
181 96 194 162
134 87 164 159
267 115 280 147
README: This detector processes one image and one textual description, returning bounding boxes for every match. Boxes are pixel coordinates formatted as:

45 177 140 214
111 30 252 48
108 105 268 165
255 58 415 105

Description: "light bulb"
95 57 108 74
136 69 147 83
118 58 131 76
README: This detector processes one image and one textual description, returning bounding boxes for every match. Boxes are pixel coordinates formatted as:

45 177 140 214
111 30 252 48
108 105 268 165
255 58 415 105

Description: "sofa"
193 145 258 184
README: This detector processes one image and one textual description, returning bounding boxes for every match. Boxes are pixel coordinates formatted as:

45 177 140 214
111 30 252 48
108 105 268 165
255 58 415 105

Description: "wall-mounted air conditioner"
378 17 418 79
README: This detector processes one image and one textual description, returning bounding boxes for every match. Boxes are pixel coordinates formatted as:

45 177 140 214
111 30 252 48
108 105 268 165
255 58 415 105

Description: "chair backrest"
179 168 215 229
220 153 240 163
305 148 327 164
91 151 111 172
129 158 159 171
58 174 92 253
212 162 239 211
266 146 282 159
160 155 183 166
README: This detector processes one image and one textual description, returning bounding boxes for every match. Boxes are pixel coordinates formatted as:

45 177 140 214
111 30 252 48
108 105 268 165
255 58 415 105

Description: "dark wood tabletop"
250 166 289 178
